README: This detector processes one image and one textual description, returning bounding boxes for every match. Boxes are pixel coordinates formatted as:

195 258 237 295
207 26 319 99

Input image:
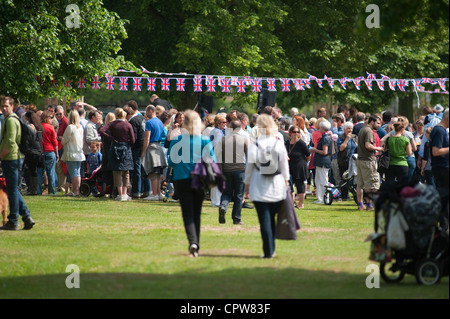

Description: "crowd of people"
0 94 448 258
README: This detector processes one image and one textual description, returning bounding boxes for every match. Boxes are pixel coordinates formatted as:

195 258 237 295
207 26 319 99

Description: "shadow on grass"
0 267 448 299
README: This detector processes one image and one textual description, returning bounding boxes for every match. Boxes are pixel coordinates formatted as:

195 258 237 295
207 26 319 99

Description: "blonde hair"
182 110 202 135
256 114 278 136
214 114 226 127
105 112 116 125
115 107 127 120
68 110 81 128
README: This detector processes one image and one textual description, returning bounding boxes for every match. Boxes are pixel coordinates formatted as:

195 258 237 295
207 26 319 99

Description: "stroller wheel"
79 183 91 197
323 190 333 205
380 261 406 283
415 259 442 285
163 197 168 202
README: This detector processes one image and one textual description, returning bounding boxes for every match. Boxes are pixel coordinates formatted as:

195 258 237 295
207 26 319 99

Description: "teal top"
168 134 216 181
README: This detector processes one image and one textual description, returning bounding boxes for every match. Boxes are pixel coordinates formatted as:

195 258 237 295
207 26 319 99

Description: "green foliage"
0 0 135 101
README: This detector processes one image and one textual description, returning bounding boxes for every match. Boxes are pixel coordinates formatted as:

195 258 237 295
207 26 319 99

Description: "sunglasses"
291 131 300 133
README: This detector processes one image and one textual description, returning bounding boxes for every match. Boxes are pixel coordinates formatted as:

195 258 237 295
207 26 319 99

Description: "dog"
0 177 8 226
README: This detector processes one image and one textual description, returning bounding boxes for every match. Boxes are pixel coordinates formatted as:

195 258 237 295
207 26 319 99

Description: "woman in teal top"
168 110 216 257
385 121 412 182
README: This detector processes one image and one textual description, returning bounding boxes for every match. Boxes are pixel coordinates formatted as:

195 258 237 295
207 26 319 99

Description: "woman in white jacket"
61 110 86 196
245 114 290 258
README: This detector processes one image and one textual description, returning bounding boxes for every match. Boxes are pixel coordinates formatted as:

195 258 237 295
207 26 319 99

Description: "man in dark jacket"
150 94 174 111
125 100 150 198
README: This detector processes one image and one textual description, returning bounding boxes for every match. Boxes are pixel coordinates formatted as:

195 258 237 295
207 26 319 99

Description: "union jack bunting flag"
324 75 334 89
352 76 364 90
397 79 408 92
309 75 323 88
133 77 142 91
106 76 115 90
339 77 348 89
77 77 86 89
412 80 425 92
251 78 262 92
437 78 447 91
161 78 170 91
231 76 238 86
221 78 231 93
119 77 129 91
64 80 72 88
147 78 156 91
267 78 276 91
281 78 290 92
206 76 216 92
303 78 311 89
92 76 101 89
293 79 305 91
193 75 202 92
381 74 396 91
176 78 185 92
236 79 246 93
365 73 376 90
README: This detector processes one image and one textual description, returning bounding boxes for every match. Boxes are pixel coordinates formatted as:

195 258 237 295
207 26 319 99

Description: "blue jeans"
220 170 245 223
2 159 31 225
37 152 57 195
254 200 283 258
131 147 150 196
406 156 416 178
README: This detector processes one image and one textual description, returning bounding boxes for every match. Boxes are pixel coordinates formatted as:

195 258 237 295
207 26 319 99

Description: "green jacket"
0 113 21 160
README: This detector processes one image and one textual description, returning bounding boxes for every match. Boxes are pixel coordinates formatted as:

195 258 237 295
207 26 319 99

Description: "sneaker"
366 205 374 211
219 207 226 224
312 199 323 204
242 201 253 209
143 194 160 201
358 205 366 211
0 221 19 231
233 221 244 225
22 217 35 230
189 244 199 258
115 195 123 201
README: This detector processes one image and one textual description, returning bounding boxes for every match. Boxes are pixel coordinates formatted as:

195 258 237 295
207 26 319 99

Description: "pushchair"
323 172 358 205
367 177 449 285
80 168 111 197
323 154 360 205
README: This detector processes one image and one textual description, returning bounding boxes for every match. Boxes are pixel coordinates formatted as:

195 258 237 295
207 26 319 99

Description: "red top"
57 116 69 150
42 122 58 153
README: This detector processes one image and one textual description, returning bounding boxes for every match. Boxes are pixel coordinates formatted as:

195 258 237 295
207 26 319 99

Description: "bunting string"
44 68 449 96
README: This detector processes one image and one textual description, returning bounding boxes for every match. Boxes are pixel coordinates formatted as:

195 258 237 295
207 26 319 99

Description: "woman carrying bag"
245 114 290 258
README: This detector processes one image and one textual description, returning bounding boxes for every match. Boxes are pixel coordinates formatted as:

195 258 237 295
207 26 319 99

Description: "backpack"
6 115 44 166
255 140 281 176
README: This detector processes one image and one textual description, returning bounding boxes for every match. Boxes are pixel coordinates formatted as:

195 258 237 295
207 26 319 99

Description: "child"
87 141 102 195
421 127 435 186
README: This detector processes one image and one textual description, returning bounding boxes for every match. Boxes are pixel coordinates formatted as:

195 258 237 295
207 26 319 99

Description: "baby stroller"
323 172 358 205
323 154 360 205
367 177 449 285
80 168 111 197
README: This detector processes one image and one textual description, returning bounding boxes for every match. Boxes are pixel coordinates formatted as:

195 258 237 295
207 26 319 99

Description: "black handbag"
377 137 390 174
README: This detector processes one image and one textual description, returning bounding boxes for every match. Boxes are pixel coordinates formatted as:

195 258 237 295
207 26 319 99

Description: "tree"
0 0 135 102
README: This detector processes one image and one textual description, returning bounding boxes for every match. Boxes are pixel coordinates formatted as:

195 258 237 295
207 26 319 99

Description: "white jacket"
61 124 86 162
244 135 289 203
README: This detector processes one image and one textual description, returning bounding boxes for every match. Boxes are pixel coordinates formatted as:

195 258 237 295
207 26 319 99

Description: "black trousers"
174 179 205 250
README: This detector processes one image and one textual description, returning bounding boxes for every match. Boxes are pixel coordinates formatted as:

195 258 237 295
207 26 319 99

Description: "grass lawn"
0 193 448 299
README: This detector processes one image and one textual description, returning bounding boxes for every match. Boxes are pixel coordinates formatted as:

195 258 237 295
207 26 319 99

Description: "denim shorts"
65 161 82 178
